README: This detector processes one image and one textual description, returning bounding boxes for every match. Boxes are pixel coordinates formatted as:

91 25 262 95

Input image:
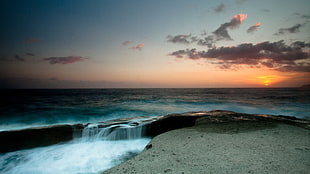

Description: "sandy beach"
104 120 310 174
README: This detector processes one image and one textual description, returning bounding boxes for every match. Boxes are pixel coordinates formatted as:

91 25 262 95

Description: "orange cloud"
230 14 247 27
254 22 261 27
247 22 261 33
129 44 145 51
213 13 248 40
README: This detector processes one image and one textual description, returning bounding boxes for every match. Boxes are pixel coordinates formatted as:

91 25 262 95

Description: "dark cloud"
167 34 215 48
166 14 309 72
247 22 261 33
169 48 201 59
0 53 35 62
43 56 89 64
25 38 40 43
274 24 304 35
261 9 270 13
14 55 24 61
167 35 197 44
214 3 225 13
167 14 248 47
293 12 310 19
277 64 310 72
25 53 35 56
197 35 217 48
291 41 310 48
213 25 232 40
213 14 247 40
169 40 310 72
301 15 310 19
122 41 132 45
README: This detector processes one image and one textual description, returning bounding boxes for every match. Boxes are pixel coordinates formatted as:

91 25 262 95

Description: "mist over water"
0 119 151 174
0 138 150 174
0 88 309 173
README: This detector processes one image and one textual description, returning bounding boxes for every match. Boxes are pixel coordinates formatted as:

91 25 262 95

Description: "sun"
261 78 272 86
257 75 277 86
263 80 271 86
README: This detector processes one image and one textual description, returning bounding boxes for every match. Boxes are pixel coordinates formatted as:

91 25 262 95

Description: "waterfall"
81 122 145 141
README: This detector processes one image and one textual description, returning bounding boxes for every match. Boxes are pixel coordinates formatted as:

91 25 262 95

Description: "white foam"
0 139 150 174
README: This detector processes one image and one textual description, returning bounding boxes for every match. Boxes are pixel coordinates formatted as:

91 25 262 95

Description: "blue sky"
0 0 309 88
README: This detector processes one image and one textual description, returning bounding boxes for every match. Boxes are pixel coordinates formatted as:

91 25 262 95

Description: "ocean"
0 88 309 174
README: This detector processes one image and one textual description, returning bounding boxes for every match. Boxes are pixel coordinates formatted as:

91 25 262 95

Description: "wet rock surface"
1 110 309 154
103 111 310 174
0 124 84 153
144 110 310 136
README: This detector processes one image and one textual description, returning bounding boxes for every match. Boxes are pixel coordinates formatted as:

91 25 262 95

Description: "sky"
0 0 309 88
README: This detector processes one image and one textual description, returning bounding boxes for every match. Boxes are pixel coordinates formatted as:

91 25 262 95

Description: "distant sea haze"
0 88 309 131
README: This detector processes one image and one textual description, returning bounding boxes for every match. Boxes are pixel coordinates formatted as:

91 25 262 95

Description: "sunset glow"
256 75 287 87
258 76 273 86
0 0 309 88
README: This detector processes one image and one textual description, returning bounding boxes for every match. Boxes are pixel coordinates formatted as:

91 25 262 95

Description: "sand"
103 121 310 174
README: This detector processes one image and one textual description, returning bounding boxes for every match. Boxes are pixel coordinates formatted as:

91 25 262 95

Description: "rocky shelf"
1 110 309 153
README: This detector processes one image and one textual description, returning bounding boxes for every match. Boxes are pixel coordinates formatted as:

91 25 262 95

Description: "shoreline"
1 110 309 173
103 112 310 174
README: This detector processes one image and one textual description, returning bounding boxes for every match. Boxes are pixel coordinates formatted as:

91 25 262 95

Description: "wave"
0 119 151 174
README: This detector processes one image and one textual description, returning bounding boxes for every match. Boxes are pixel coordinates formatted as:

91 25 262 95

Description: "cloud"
168 40 310 72
0 53 34 62
43 56 88 64
247 22 261 33
122 41 145 50
25 53 35 56
169 49 201 59
14 55 24 61
301 15 310 19
167 34 216 48
25 38 40 43
261 9 270 13
228 14 248 28
214 3 225 13
122 41 132 45
167 14 248 47
213 14 247 40
197 35 217 48
166 35 197 44
274 24 304 35
129 44 145 51
293 12 310 19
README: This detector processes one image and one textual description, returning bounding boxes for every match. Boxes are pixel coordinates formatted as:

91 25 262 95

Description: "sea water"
0 88 309 173
1 88 309 131
0 117 151 174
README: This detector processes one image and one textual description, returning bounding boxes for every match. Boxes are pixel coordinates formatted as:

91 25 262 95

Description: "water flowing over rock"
0 124 84 153
81 123 145 141
1 110 309 153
